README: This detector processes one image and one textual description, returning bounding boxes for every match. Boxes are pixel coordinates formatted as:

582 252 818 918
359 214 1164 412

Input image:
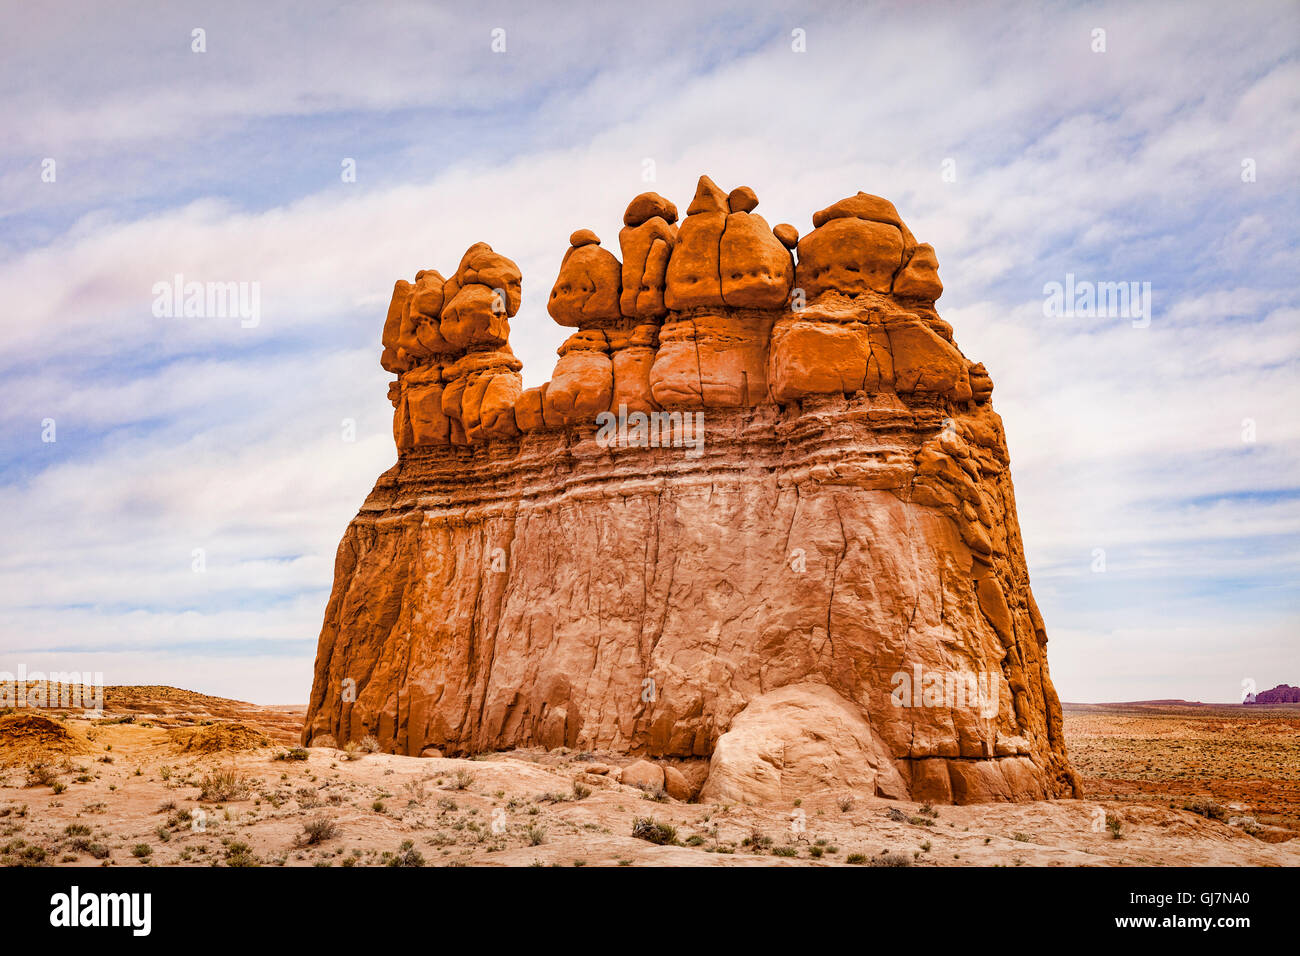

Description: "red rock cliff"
303 176 1080 805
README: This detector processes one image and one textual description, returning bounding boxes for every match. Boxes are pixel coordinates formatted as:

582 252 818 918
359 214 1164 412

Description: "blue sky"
1 0 1296 703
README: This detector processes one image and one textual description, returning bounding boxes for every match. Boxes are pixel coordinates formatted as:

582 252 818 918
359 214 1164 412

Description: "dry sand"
0 688 1294 867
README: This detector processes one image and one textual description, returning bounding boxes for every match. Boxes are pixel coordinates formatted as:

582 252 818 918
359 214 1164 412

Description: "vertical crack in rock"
828 496 848 670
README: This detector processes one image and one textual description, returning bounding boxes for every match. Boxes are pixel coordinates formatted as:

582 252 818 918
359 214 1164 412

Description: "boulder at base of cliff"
699 683 907 805
620 759 666 792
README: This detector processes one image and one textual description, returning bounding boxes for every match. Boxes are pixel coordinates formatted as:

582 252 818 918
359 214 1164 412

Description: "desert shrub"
772 846 798 857
631 817 677 846
198 769 251 801
845 853 867 864
1106 813 1123 840
63 823 92 837
131 844 152 858
275 748 309 762
1183 800 1228 821
837 795 855 813
450 770 475 791
359 735 381 754
65 834 92 854
403 778 431 804
64 842 105 863
297 815 339 846
25 763 60 788
224 841 258 867
342 742 363 761
572 781 592 800
527 824 548 846
3 843 48 866
869 851 913 867
386 840 424 867
1234 815 1262 836
165 809 192 829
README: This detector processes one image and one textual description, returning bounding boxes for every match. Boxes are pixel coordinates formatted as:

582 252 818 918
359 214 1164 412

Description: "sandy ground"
0 688 1295 867
1064 701 1300 833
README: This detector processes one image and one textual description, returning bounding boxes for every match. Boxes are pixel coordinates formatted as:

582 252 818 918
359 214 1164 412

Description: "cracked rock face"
303 176 1080 805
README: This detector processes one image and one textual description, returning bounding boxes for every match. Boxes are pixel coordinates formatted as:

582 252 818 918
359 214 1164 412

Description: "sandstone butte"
1249 684 1300 704
303 176 1082 806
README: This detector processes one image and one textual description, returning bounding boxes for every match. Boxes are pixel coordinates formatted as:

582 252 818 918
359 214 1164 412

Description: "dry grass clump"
197 767 253 801
296 814 340 846
631 817 677 845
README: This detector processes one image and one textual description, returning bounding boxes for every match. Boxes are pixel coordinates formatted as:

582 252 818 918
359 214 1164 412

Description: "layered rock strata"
305 176 1079 805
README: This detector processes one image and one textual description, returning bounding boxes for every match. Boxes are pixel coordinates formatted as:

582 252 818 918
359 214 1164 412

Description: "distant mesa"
1246 684 1300 705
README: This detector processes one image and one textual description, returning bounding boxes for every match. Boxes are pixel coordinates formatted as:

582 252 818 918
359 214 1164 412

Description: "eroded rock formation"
1248 684 1300 705
304 176 1080 805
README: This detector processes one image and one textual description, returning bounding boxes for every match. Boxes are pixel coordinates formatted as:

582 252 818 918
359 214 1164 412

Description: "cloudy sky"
1 0 1296 704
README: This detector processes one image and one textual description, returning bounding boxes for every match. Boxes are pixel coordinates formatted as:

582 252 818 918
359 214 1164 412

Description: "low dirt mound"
0 713 89 763
168 721 272 754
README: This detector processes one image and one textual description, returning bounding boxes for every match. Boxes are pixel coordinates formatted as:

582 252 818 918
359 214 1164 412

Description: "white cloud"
1 0 1297 702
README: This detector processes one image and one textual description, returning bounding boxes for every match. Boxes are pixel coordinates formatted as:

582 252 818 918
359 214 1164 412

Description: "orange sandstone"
304 176 1079 806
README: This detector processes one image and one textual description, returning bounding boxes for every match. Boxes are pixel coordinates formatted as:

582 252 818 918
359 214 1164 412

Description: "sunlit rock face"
303 176 1079 806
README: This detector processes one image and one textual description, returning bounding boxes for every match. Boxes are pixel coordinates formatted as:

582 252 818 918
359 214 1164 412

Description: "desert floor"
1 688 1296 867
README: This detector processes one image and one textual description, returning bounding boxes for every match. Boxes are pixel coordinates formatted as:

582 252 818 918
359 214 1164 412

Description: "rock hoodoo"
304 176 1080 805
